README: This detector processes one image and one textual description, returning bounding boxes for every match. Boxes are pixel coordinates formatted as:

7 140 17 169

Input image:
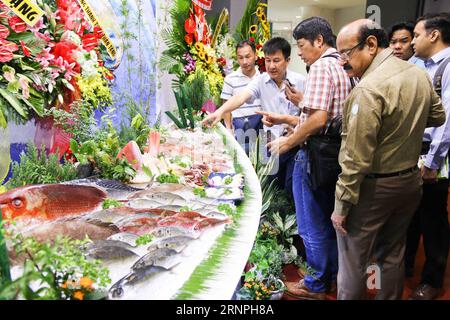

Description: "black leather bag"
307 115 342 190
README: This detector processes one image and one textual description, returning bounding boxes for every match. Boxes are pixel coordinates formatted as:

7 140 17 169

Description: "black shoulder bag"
307 115 342 190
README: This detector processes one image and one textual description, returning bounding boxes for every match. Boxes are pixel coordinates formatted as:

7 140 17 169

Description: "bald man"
331 19 445 300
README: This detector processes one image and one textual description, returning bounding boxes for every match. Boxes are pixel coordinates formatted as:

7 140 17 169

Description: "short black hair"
388 21 415 40
236 40 256 53
417 13 450 45
262 37 291 60
357 23 389 49
293 16 335 47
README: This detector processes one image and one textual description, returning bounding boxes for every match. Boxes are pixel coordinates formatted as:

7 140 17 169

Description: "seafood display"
4 125 262 300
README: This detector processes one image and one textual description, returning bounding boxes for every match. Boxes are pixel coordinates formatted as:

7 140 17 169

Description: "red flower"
52 40 80 72
0 39 17 62
20 40 31 57
0 24 10 39
81 33 98 51
56 0 71 10
249 37 255 43
8 16 27 33
185 15 195 34
0 48 13 63
256 44 262 50
93 26 104 40
184 33 194 46
0 39 18 53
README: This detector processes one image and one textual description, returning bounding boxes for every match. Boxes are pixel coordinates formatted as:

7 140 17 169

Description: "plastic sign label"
0 0 45 27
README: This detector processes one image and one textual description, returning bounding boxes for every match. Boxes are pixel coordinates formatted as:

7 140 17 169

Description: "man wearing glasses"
331 19 445 300
254 17 353 300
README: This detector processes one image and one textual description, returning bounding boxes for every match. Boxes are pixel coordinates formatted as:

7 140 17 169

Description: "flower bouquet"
160 0 226 112
0 0 114 129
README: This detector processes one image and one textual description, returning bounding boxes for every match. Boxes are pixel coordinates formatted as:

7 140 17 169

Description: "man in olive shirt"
332 19 445 300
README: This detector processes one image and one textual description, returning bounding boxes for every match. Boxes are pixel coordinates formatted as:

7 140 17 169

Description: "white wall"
334 5 367 32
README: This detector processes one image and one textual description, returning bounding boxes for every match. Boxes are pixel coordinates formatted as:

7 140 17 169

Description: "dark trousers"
337 171 422 300
233 115 263 156
266 147 297 197
405 179 450 288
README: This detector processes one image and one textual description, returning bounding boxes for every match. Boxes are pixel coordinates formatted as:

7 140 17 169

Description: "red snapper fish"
0 184 107 221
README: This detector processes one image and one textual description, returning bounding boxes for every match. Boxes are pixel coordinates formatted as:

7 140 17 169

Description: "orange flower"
73 291 84 300
80 277 94 289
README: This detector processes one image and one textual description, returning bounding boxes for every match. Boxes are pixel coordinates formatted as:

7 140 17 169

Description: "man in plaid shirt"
259 17 353 300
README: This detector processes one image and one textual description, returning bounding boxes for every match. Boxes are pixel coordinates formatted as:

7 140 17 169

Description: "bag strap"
433 55 450 98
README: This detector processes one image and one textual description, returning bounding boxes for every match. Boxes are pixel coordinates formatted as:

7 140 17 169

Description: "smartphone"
284 79 294 89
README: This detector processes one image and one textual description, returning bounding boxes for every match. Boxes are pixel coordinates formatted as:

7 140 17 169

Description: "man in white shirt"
204 37 306 194
220 40 262 154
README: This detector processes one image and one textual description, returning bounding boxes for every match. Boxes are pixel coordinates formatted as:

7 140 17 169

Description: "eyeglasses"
339 38 366 61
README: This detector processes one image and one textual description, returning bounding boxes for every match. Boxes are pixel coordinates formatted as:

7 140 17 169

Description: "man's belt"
366 166 418 179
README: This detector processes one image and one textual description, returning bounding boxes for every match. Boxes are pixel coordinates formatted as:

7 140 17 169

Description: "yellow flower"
259 13 267 23
80 277 94 289
198 51 206 61
256 6 264 17
249 25 258 34
73 291 84 300
195 42 204 52
205 55 214 65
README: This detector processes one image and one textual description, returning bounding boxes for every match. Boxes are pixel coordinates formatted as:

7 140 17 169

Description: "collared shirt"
246 69 306 137
335 48 445 216
419 47 450 171
299 48 353 128
409 55 425 68
220 67 261 118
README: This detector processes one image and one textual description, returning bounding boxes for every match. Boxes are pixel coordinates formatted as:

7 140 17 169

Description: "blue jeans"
293 148 338 292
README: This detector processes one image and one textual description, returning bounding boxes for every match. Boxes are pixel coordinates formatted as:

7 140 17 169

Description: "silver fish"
204 211 230 220
109 265 166 299
131 248 180 271
64 178 143 200
147 236 194 253
107 232 140 247
87 240 139 260
150 226 200 239
108 248 181 298
113 213 160 227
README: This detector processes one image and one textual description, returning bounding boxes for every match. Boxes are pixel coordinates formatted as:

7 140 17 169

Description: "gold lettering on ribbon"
76 0 116 59
1 0 45 26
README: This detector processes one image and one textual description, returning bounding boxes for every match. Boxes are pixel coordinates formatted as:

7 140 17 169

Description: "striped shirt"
299 48 353 129
220 68 261 118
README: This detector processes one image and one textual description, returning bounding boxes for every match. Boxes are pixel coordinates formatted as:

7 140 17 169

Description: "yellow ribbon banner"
76 0 116 60
0 0 44 27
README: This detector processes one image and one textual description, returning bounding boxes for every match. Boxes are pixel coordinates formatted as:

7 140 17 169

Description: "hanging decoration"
161 0 226 109
191 0 212 11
